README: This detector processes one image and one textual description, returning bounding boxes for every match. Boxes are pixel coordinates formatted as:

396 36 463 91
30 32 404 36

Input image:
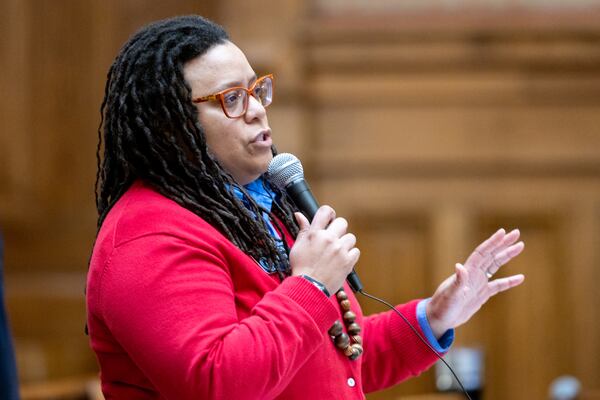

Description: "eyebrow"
213 73 258 93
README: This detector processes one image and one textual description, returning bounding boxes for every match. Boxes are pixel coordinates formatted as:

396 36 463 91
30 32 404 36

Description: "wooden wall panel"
0 0 219 384
312 105 600 168
2 0 600 397
351 215 434 398
355 215 430 305
0 0 35 224
315 175 600 399
306 23 600 395
475 216 571 400
564 201 600 385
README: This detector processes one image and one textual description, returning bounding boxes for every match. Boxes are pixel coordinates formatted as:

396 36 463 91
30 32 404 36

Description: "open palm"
426 228 525 338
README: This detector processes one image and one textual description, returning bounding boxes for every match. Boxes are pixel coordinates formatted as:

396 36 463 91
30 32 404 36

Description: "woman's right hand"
289 206 360 295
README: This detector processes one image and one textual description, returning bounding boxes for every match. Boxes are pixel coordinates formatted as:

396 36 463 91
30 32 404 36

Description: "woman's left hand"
426 228 525 338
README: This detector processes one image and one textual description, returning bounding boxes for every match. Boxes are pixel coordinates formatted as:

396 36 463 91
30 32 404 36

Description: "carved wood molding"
306 28 600 74
306 8 600 37
300 15 600 178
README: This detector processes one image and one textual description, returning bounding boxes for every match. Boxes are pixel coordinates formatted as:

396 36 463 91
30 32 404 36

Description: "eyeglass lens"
223 76 273 118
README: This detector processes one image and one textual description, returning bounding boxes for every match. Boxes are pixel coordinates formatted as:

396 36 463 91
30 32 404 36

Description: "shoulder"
88 180 241 310
96 181 228 250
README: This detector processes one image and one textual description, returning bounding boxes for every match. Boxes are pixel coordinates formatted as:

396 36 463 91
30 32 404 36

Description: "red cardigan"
86 181 440 399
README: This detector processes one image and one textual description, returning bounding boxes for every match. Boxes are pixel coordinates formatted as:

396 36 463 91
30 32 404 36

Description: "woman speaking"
86 15 525 399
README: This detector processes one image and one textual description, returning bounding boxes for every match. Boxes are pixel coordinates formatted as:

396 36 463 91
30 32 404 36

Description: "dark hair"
95 15 299 274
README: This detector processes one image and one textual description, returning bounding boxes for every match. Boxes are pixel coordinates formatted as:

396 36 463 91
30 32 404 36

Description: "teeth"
253 132 268 142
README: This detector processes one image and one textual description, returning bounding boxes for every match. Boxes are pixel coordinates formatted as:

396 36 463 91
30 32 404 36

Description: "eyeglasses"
192 74 274 119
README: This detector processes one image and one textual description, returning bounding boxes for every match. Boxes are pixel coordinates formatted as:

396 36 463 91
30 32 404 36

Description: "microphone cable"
357 289 473 400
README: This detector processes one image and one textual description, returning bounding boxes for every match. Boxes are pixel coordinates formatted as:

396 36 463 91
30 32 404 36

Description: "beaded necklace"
328 289 363 360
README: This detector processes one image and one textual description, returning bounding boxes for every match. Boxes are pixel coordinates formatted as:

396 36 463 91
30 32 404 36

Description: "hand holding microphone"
268 153 364 294
290 206 360 296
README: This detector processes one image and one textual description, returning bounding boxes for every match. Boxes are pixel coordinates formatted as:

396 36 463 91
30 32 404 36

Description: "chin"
241 157 272 184
260 153 273 172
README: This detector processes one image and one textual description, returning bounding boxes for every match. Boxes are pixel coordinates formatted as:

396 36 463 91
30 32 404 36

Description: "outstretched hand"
426 228 525 338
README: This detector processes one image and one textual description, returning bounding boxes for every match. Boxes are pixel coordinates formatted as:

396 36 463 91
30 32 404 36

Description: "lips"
251 129 272 144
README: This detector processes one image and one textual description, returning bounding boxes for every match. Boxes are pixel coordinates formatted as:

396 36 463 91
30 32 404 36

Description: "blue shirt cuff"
416 298 454 353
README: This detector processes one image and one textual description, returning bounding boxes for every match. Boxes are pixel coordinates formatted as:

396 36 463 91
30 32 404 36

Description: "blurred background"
1 0 600 399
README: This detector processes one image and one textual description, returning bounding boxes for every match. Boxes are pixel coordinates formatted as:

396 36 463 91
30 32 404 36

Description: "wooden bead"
329 289 363 360
343 310 356 323
349 344 363 360
328 320 343 337
344 345 355 357
347 322 361 335
351 335 362 345
336 290 348 301
335 333 350 349
340 299 351 311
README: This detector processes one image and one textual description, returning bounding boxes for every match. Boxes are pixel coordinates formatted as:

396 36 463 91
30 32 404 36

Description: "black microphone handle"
286 179 363 293
287 180 319 221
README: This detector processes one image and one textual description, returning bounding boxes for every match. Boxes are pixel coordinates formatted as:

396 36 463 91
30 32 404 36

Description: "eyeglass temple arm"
192 94 218 104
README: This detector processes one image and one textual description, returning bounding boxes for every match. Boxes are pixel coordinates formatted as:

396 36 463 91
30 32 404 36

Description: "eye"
253 83 268 101
223 90 243 106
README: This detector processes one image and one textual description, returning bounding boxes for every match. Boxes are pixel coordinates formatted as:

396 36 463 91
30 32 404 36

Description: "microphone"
267 153 363 293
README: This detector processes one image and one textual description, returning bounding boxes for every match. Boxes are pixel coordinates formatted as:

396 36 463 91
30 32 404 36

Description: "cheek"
199 112 229 151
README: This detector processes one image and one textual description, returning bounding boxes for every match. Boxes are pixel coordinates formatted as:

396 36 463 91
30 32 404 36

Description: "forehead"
183 41 255 96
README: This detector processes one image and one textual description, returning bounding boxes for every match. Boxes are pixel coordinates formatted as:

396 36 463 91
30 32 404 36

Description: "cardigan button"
347 377 356 387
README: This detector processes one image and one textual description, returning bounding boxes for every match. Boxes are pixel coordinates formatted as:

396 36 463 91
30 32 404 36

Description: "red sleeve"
360 299 440 393
98 233 339 400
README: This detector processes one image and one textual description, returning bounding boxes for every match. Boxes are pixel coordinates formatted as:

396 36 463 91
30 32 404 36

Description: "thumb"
294 212 310 234
455 263 467 286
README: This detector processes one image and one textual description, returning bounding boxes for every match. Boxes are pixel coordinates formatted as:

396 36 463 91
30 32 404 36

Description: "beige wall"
1 1 599 399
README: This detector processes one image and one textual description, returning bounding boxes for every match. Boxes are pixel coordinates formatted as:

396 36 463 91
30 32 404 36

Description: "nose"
244 94 267 122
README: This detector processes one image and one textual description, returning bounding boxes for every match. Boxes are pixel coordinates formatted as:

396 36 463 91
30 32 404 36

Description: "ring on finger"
483 254 501 278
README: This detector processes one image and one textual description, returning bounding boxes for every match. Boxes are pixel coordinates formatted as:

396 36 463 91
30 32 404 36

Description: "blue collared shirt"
231 178 287 274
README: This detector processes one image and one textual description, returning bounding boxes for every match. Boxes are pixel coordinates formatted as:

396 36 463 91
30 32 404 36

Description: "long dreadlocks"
95 15 299 274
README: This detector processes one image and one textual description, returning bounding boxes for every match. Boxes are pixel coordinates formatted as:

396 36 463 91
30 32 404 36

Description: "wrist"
301 275 331 298
426 299 450 339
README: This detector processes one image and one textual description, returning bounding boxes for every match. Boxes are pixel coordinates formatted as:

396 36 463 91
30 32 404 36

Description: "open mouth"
252 129 271 144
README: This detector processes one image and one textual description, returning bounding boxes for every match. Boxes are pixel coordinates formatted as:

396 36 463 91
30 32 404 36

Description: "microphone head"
267 153 304 189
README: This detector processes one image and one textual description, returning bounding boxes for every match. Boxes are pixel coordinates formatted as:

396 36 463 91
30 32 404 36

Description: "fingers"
335 231 359 266
310 205 336 230
339 232 357 251
294 212 310 233
466 228 523 273
484 241 525 276
298 206 358 258
327 217 348 237
455 263 467 286
500 229 521 248
465 228 506 268
488 274 525 296
348 247 361 265
475 228 506 258
309 206 351 238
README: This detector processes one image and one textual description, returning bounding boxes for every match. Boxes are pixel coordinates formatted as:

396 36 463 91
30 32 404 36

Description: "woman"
87 15 525 399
